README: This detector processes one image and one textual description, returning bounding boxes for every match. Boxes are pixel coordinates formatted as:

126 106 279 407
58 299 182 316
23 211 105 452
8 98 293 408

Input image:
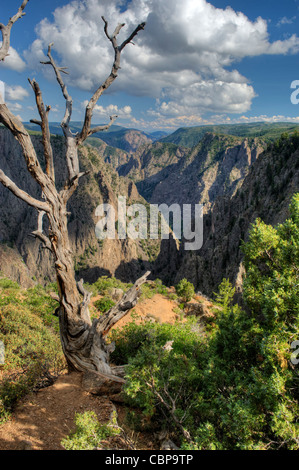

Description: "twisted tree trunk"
0 4 147 392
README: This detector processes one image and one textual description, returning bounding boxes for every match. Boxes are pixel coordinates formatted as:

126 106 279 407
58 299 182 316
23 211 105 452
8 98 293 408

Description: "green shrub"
154 279 169 296
0 279 20 290
0 284 66 423
213 278 235 313
175 279 195 303
140 279 169 300
167 293 178 301
90 276 131 296
61 411 120 450
117 195 299 450
111 319 206 437
94 297 115 313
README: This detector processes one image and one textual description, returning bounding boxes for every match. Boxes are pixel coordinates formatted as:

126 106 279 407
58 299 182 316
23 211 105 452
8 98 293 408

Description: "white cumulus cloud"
5 85 29 101
0 45 26 72
6 101 22 112
24 0 299 121
82 101 132 119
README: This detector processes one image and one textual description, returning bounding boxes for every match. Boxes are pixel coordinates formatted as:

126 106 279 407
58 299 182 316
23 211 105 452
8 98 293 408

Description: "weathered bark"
0 0 29 62
82 370 125 395
0 9 146 390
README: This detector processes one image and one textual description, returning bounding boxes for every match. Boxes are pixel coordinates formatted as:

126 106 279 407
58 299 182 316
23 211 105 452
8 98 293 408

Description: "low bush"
111 318 206 440
88 276 132 296
94 297 115 313
175 279 195 303
61 411 120 450
112 195 299 450
0 282 65 423
140 279 169 300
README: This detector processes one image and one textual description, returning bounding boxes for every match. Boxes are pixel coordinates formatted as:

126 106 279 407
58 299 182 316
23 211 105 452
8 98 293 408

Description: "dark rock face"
172 142 299 295
0 244 34 288
116 134 265 212
100 129 153 153
122 133 297 296
1 125 298 298
0 128 159 286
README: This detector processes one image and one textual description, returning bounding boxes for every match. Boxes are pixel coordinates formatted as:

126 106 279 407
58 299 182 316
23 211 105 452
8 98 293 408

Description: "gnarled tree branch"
40 17 146 201
88 115 118 137
0 169 50 212
119 22 146 52
0 0 29 61
31 210 53 251
77 278 92 307
96 271 151 335
77 17 146 145
28 78 55 182
0 103 56 200
41 44 79 188
41 43 73 134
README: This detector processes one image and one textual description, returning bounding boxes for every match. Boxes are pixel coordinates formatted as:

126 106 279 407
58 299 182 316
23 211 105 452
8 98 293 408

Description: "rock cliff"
0 128 159 286
172 136 299 295
117 134 265 212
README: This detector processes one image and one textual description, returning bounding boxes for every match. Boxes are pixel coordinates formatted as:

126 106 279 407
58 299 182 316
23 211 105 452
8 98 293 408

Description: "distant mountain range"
159 122 299 147
24 120 299 153
23 122 169 153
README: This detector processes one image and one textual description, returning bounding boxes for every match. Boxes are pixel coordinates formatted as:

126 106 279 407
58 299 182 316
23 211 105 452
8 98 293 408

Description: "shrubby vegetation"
140 278 169 300
110 194 299 450
93 297 115 314
0 194 298 450
0 282 66 423
272 130 299 156
175 278 195 303
61 411 120 450
85 275 132 297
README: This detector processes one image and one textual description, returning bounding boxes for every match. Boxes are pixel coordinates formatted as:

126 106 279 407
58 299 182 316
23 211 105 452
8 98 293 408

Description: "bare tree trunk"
0 5 147 392
42 184 151 381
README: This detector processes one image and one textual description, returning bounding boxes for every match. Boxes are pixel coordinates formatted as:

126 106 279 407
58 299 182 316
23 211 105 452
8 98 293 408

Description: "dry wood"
0 0 29 62
28 79 55 182
0 9 147 392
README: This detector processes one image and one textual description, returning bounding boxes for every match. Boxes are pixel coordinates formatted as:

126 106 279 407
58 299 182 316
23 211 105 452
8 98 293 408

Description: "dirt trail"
0 373 115 450
0 293 180 450
0 291 215 450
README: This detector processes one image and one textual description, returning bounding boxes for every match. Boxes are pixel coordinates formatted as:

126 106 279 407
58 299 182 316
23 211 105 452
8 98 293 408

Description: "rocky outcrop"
172 139 299 295
86 137 130 168
0 244 34 288
116 134 265 211
0 128 159 285
118 141 188 180
146 134 265 210
99 129 153 153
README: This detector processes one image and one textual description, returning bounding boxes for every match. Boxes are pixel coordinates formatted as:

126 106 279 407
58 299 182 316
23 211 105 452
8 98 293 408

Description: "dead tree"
0 1 148 390
0 0 29 62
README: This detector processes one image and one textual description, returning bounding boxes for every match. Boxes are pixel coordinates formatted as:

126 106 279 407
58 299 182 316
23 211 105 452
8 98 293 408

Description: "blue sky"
1 0 299 132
